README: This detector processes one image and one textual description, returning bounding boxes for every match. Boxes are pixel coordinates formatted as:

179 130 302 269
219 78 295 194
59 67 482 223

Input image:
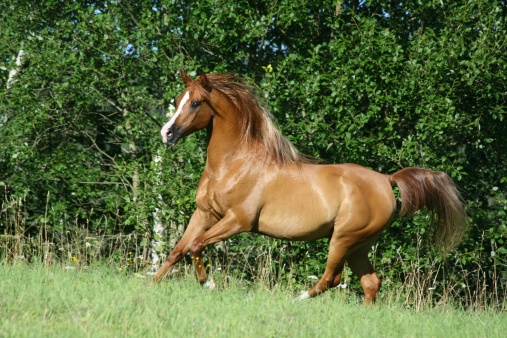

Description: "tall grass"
1 195 145 269
1 263 506 338
1 195 506 311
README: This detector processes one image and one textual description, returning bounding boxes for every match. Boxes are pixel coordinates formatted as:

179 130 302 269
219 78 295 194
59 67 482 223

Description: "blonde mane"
204 73 311 165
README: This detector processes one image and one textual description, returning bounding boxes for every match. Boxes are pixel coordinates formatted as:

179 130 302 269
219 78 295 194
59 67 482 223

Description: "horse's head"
161 70 214 145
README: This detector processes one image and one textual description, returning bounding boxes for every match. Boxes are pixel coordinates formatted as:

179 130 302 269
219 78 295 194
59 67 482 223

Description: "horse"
154 70 467 304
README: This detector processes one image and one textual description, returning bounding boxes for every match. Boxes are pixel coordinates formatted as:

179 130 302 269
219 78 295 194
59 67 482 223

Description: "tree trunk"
6 49 25 90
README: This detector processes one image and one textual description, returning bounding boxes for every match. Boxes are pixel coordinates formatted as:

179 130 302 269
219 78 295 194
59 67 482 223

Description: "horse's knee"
189 239 203 256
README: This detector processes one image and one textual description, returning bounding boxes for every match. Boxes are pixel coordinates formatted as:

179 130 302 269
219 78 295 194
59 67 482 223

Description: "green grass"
0 263 505 337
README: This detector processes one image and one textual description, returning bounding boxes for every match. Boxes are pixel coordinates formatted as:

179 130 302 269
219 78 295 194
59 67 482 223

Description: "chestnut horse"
154 70 466 304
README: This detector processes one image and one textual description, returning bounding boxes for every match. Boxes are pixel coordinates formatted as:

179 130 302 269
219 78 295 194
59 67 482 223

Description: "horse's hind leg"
346 248 381 305
297 235 349 300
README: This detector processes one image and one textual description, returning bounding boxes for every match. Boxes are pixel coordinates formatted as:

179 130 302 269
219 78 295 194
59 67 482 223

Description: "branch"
90 86 163 128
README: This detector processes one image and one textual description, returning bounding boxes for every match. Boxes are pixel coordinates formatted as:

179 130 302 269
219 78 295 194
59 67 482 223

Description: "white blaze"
161 91 190 143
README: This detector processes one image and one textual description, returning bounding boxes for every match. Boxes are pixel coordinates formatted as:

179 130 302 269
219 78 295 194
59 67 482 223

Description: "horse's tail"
389 167 467 251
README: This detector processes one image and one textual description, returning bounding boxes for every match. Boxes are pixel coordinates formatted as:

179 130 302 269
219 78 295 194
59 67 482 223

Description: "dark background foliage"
1 0 506 305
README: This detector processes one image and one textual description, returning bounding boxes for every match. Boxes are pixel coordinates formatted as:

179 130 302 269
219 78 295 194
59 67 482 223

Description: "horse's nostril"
167 130 174 141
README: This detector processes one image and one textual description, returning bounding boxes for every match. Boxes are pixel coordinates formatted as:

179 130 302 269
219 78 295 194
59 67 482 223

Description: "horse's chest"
196 174 257 217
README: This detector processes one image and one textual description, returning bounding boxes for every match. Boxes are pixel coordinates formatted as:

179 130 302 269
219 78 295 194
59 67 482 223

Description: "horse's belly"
255 168 342 240
256 204 335 241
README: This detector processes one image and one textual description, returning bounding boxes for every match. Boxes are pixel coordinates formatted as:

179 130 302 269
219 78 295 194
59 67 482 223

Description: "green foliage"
1 0 506 306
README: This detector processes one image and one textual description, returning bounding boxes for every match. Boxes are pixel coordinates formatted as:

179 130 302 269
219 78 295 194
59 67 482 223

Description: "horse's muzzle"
166 130 174 143
164 127 181 146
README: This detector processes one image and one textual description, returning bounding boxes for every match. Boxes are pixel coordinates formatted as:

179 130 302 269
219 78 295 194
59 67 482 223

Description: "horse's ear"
180 69 192 86
197 72 210 90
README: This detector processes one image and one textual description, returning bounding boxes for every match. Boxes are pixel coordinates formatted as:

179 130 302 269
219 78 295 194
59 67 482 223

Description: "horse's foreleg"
191 249 207 284
347 248 381 305
152 239 192 281
153 209 214 282
188 212 248 278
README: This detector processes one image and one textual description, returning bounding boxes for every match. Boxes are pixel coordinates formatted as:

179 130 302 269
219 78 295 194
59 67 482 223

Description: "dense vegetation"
1 1 506 308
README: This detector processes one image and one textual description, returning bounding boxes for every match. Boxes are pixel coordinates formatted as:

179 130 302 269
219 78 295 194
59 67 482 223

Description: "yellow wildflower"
262 64 273 72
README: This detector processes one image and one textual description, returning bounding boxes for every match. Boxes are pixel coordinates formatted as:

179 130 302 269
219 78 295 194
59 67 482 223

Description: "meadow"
1 263 505 338
2 2 507 336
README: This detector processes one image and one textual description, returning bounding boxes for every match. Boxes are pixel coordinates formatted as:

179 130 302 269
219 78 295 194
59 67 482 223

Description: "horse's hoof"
295 291 311 302
203 279 216 289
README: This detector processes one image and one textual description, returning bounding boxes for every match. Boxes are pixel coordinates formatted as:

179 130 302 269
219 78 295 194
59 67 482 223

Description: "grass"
0 263 505 337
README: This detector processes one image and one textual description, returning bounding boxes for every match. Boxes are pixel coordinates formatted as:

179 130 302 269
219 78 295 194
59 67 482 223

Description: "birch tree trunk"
148 151 166 274
6 49 25 90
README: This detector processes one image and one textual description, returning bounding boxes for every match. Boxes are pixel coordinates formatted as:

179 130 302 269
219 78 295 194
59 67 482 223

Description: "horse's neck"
205 100 244 174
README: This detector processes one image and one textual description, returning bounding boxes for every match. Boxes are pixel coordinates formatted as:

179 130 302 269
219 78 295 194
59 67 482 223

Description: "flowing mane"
204 73 311 165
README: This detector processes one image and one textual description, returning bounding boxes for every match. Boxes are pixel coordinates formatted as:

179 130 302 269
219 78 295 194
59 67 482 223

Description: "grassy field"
0 263 505 338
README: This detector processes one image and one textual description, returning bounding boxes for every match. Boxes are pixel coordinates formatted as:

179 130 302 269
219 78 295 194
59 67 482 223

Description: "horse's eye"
191 101 201 108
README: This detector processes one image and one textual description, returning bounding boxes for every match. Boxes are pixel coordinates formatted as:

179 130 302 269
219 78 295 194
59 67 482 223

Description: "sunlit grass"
0 263 505 337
